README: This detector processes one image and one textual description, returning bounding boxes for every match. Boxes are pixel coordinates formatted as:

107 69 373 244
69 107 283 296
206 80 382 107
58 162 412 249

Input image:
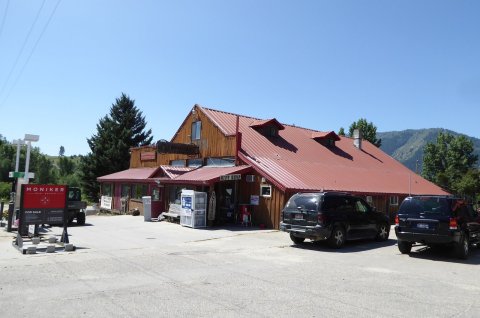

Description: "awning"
97 167 160 182
161 165 252 186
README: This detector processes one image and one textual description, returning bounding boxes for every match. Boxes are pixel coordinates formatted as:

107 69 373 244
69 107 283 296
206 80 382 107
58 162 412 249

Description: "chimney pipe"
353 129 362 149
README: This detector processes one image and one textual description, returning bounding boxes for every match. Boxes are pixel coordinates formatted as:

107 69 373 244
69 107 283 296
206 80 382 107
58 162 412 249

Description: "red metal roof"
162 165 252 185
157 166 195 179
311 131 341 141
97 167 160 182
250 118 285 130
200 106 449 196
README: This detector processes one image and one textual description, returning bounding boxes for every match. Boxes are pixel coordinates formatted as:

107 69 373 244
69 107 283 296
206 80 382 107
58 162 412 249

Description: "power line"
0 0 46 100
0 0 61 108
0 0 10 41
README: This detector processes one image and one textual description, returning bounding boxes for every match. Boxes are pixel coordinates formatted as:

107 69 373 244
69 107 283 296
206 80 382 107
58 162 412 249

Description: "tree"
338 127 345 136
59 146 65 156
80 93 153 201
422 132 479 197
347 118 382 147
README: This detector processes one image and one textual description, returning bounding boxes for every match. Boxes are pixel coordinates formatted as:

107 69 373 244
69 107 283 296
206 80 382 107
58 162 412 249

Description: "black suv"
280 192 390 248
394 196 480 259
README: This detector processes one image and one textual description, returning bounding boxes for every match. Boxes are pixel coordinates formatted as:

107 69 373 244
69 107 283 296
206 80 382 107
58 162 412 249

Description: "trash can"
142 196 152 222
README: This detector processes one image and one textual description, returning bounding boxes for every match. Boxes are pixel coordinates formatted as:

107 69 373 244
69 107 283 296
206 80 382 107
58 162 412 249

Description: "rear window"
285 194 320 211
398 197 450 216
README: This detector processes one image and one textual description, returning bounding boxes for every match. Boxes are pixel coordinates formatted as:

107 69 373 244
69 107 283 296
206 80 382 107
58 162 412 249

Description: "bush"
0 182 11 202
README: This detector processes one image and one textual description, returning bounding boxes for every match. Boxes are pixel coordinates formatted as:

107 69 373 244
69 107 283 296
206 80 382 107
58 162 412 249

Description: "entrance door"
217 181 236 223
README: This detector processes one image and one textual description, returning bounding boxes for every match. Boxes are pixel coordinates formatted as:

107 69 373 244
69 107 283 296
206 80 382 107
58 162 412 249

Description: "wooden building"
97 104 449 228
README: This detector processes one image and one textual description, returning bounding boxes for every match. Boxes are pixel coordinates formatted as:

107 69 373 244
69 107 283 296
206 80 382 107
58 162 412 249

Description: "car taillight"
318 213 326 225
395 215 399 225
449 217 458 230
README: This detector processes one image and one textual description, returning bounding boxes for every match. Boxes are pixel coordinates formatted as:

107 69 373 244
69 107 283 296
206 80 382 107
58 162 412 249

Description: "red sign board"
23 185 67 209
140 151 156 161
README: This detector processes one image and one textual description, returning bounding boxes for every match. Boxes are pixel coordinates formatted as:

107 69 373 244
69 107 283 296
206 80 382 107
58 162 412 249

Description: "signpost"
14 185 72 253
220 174 241 181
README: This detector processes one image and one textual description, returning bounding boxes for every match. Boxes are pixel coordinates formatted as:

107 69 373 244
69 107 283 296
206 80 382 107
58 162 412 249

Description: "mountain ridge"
378 128 480 172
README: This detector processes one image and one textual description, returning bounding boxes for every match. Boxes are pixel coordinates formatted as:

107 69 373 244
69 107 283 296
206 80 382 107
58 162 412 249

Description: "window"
260 185 272 197
390 196 399 206
102 183 113 196
188 158 203 167
355 199 369 213
121 184 131 198
132 184 148 199
152 188 162 201
170 159 186 167
191 121 201 141
206 157 235 167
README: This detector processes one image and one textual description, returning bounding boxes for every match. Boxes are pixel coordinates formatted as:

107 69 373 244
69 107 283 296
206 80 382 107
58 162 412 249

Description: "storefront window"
102 183 113 196
132 184 148 199
121 184 131 198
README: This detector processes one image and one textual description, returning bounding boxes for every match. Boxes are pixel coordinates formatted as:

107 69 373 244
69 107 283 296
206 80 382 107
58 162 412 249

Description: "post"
24 141 32 183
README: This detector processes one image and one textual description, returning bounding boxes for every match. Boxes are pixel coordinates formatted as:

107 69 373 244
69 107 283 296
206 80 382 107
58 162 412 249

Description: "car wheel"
397 240 412 254
376 223 390 241
76 213 86 226
289 233 305 244
454 233 469 260
328 226 345 249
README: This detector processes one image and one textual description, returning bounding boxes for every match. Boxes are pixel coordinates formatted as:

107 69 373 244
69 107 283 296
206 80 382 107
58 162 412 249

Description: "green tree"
59 145 65 156
338 127 345 136
348 118 382 147
422 132 479 196
80 93 153 201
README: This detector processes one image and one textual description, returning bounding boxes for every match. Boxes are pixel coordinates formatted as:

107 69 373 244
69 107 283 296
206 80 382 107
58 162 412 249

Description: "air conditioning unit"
246 175 255 183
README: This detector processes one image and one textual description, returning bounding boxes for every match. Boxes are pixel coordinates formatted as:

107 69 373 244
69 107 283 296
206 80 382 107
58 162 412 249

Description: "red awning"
161 165 252 185
97 167 160 182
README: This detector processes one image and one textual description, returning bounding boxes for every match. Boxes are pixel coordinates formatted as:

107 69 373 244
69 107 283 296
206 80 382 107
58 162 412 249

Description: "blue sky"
0 0 479 156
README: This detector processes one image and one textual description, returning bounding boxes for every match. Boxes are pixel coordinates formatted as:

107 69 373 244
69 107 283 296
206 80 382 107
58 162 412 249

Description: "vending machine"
180 190 207 228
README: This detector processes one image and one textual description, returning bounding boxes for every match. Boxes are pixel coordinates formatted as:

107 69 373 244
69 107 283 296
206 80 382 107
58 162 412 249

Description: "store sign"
21 185 67 225
101 196 112 210
220 174 241 181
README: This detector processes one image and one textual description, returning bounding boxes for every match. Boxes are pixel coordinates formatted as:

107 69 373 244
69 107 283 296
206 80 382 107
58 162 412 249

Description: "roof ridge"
200 105 262 121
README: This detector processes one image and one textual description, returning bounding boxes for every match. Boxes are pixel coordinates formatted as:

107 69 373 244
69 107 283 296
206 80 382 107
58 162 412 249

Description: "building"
97 104 449 228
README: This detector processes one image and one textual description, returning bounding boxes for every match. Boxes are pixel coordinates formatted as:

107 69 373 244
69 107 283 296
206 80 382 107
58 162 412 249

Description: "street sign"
9 171 35 179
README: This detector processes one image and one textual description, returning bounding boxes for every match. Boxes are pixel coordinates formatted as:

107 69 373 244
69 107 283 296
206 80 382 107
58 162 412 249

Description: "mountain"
378 129 480 172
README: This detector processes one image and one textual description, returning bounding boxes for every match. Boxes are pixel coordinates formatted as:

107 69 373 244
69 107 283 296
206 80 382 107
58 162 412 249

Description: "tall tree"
80 93 153 201
422 132 479 197
348 118 382 147
59 145 65 156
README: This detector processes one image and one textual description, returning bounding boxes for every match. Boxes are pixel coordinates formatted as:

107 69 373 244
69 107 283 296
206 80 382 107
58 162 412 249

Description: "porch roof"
161 165 252 186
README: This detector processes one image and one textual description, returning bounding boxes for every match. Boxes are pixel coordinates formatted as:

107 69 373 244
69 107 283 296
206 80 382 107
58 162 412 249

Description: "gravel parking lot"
1 215 479 318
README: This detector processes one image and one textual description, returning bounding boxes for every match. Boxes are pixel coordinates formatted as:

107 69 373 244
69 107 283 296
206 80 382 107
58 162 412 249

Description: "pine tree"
80 93 153 202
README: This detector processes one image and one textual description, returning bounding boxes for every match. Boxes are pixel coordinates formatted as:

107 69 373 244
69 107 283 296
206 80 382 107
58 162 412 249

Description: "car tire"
375 223 390 241
328 226 345 249
454 232 469 260
290 233 305 244
398 240 412 254
76 213 86 226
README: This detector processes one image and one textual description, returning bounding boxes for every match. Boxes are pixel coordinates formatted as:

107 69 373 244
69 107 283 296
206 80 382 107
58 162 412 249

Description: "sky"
0 0 479 156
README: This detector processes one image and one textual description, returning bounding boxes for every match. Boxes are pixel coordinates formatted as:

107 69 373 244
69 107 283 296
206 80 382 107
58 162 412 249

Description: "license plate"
416 223 429 229
295 214 303 220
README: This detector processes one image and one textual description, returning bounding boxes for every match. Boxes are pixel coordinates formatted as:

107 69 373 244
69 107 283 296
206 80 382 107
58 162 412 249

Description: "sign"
100 196 112 210
220 174 241 181
182 196 192 210
9 171 35 179
140 151 156 161
21 185 68 225
250 195 259 206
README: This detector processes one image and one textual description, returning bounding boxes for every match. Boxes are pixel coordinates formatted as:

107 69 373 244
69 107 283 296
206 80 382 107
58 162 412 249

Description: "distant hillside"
378 129 480 172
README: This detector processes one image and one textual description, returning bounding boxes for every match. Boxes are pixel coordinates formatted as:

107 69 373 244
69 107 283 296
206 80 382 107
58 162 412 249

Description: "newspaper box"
180 190 207 228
